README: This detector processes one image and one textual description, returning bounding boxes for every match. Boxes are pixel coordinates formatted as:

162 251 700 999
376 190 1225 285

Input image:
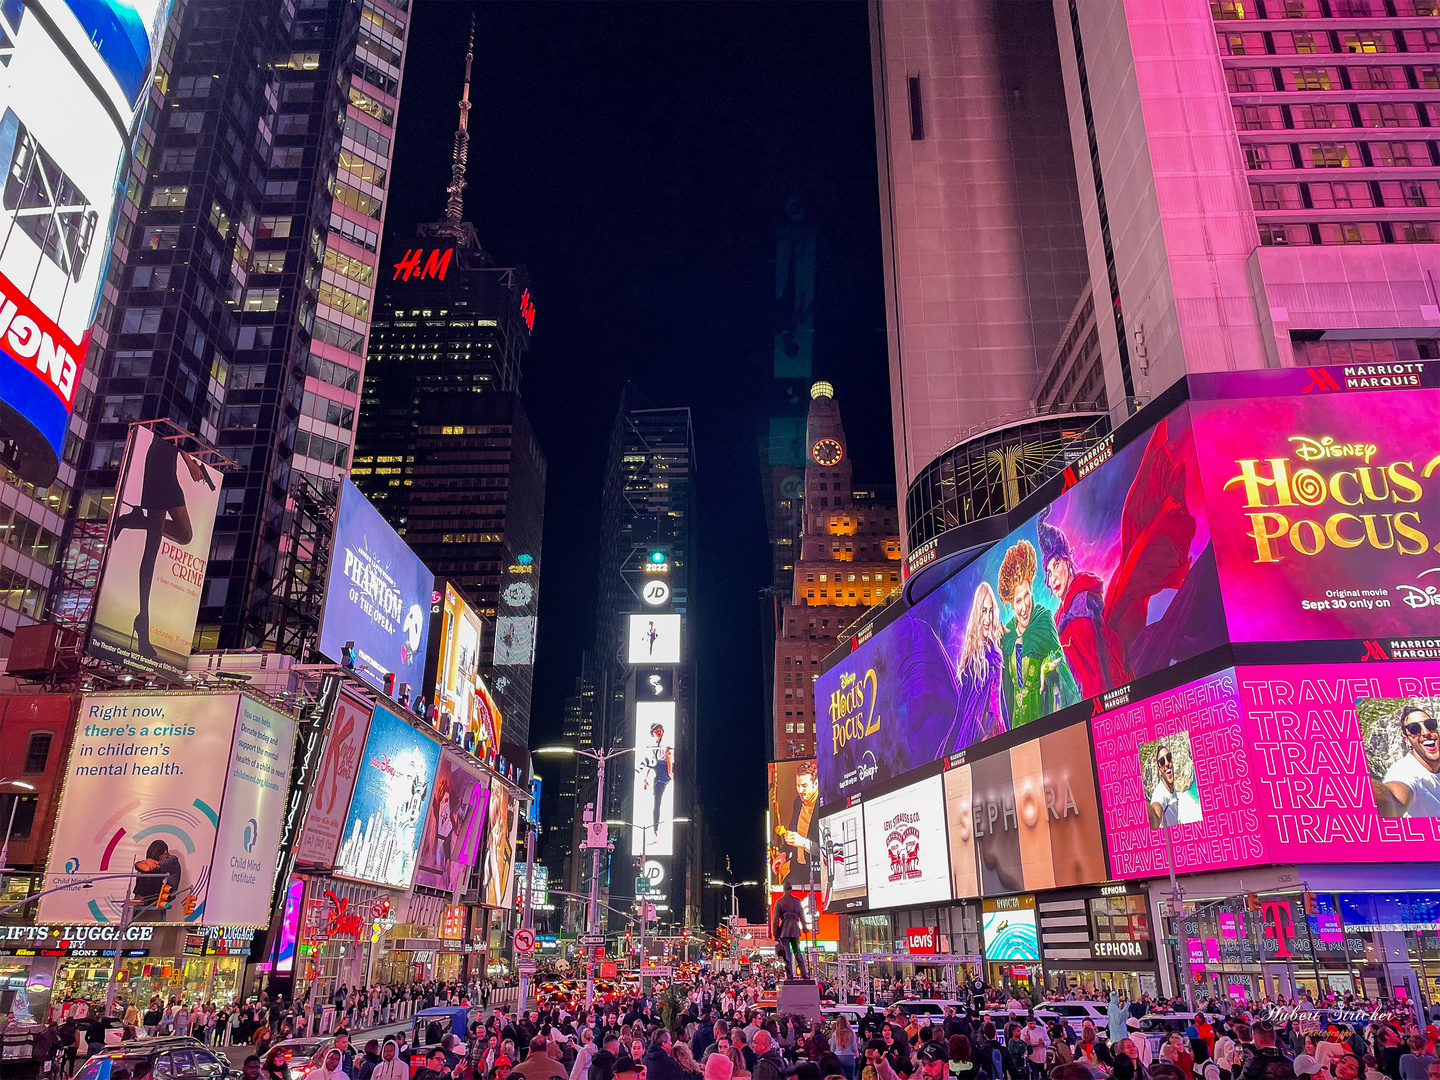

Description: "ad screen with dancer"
88 425 222 678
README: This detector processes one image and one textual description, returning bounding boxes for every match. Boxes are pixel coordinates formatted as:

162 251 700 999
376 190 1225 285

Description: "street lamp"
0 778 38 879
608 816 689 995
534 744 635 1011
706 878 760 958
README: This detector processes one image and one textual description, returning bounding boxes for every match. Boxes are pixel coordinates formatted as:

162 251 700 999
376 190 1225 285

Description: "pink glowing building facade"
875 0 1440 558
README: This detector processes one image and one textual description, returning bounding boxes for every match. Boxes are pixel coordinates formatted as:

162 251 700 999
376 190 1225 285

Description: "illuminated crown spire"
445 16 476 226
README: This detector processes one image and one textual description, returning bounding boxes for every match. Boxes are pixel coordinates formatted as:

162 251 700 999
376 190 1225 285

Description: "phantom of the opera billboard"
815 363 1439 912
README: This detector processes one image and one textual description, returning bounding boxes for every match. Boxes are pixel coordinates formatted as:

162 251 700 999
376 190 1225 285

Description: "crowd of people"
270 974 1440 1080
15 968 1440 1080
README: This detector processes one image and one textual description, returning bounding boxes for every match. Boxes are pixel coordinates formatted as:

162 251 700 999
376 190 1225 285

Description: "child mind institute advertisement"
42 693 295 926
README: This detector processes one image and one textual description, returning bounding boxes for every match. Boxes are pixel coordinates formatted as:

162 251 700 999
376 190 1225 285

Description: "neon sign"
323 891 364 937
392 248 453 282
520 288 536 331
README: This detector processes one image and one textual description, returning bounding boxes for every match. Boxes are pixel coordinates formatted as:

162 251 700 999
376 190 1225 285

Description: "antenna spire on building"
445 15 476 227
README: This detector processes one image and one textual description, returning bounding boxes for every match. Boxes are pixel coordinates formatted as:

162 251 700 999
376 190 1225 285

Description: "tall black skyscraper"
586 386 699 931
49 0 410 652
352 32 544 757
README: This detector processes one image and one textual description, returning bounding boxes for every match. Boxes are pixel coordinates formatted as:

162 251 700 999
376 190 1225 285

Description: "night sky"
382 1 894 918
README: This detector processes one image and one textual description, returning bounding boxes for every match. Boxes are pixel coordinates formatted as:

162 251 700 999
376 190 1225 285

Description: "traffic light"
157 883 172 909
184 894 197 917
1303 892 1319 916
1245 892 1261 912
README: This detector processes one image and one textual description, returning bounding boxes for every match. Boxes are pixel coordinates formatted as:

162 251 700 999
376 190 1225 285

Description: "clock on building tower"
811 438 843 466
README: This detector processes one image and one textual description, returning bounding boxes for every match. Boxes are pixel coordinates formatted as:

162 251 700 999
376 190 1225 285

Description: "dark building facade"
571 386 699 933
47 0 410 653
350 55 544 754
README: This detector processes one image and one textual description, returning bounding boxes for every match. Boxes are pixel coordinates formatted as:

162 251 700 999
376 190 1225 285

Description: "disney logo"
1288 435 1378 464
1398 568 1440 609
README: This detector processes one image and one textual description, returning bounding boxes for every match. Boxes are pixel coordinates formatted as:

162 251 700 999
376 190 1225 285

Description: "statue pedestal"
777 979 822 1020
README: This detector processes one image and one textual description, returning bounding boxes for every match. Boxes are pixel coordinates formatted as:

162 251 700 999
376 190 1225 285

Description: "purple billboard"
817 405 1226 805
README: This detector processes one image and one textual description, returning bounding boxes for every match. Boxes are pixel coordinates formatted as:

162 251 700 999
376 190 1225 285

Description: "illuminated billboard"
0 0 172 485
982 898 1039 961
1139 732 1203 829
1190 381 1439 643
333 704 440 889
818 803 867 910
1091 661 1440 880
945 721 1106 899
87 426 222 679
42 693 295 926
818 405 1224 805
631 700 677 856
628 612 682 665
430 584 501 761
862 774 950 909
414 757 488 896
293 694 373 869
768 760 819 889
481 777 518 909
318 479 435 698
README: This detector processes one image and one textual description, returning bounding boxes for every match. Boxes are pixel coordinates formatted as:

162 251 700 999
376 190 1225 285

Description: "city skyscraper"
43 0 410 652
578 386 699 931
771 382 901 762
871 0 1093 545
352 31 544 757
1059 0 1440 407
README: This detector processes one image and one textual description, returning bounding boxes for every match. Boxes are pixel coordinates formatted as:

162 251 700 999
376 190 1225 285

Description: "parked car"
892 1000 971 1026
262 1038 331 1080
77 1038 240 1080
1034 1001 1111 1037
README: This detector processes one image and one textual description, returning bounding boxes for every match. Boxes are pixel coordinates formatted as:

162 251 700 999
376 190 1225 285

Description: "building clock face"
812 438 843 466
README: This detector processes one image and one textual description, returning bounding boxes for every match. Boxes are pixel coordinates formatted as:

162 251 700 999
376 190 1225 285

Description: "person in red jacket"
1036 507 1133 699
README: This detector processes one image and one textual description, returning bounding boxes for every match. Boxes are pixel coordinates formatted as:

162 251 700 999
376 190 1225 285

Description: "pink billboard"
1093 662 1440 879
1091 670 1266 879
1190 387 1440 643
1237 661 1440 860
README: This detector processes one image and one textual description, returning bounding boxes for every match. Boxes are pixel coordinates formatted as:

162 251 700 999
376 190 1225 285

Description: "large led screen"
42 693 294 926
768 760 819 889
87 426 222 679
862 774 951 909
431 584 501 761
414 757 488 896
481 777 517 909
1092 662 1440 880
1190 383 1440 643
945 721 1106 899
318 479 435 697
818 803 867 909
293 694 373 868
982 903 1039 961
0 0 172 485
333 704 440 889
631 700 677 856
628 613 682 665
818 405 1224 805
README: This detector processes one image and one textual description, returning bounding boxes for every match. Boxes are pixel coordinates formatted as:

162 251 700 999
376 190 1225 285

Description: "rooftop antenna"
445 15 476 227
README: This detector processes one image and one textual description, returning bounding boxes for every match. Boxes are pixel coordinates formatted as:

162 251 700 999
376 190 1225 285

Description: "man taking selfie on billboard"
1374 705 1440 818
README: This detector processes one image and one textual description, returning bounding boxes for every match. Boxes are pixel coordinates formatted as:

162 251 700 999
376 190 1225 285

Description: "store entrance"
1046 969 1152 1001
989 962 1040 1000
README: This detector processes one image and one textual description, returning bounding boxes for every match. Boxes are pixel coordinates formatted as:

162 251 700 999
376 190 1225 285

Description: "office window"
148 184 188 207
23 732 52 774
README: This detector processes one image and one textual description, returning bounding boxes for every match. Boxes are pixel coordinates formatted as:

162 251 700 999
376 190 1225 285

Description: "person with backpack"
1006 1024 1031 1080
